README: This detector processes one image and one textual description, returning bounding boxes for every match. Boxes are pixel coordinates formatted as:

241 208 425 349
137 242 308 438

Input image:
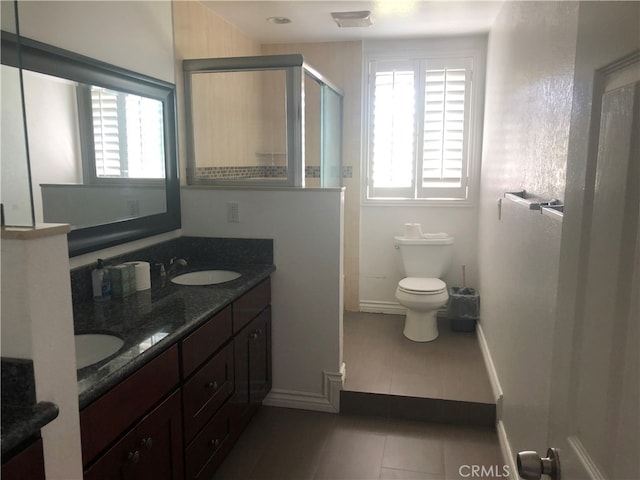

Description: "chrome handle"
517 448 561 480
205 380 219 390
127 450 140 464
141 437 153 449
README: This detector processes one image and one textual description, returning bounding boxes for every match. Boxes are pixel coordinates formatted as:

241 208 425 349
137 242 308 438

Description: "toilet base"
403 309 439 342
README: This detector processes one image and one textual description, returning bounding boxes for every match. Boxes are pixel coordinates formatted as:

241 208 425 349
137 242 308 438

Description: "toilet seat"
398 277 446 295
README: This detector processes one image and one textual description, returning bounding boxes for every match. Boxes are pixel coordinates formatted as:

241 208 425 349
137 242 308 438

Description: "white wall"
479 0 578 461
41 184 165 228
1 65 33 227
360 206 480 310
22 70 83 224
1 230 83 479
181 187 345 411
16 0 175 83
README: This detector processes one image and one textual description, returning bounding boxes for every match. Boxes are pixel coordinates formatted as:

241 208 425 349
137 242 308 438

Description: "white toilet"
394 233 454 342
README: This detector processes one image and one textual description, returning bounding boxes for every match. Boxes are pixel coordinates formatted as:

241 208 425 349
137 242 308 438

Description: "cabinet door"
84 390 183 480
231 306 272 434
80 345 180 465
248 307 271 405
1 438 45 480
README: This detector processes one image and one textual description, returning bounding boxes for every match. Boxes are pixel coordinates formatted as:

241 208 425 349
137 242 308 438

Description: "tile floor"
212 312 504 480
212 407 504 480
343 312 493 404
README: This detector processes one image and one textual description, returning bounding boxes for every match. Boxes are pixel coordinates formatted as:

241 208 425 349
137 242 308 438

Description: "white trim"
496 420 519 480
359 301 450 318
568 436 606 480
359 300 406 315
263 365 345 413
476 322 504 406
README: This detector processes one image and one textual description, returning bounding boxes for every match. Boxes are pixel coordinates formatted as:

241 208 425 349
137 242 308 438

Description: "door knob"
517 448 560 480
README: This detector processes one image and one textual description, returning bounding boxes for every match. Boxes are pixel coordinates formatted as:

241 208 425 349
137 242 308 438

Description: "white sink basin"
171 270 242 286
75 334 124 369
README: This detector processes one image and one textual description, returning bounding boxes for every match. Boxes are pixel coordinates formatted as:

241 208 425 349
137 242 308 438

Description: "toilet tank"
394 235 455 278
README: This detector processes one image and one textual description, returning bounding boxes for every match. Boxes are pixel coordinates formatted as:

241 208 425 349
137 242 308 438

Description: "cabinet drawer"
232 278 270 332
80 345 180 465
181 306 232 378
185 405 232 480
182 342 234 443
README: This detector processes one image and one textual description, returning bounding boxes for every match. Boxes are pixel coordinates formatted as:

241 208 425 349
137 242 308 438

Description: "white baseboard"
359 301 406 315
497 420 519 480
476 322 504 409
359 301 449 317
263 364 345 413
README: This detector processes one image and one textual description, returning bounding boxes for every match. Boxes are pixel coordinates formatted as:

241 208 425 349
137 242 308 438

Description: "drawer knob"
141 437 153 449
209 438 221 449
205 381 219 390
127 450 140 464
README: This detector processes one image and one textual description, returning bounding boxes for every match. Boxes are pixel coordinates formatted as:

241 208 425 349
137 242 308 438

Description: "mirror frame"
1 31 181 256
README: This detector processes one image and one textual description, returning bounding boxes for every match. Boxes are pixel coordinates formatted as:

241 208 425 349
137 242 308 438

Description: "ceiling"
201 1 504 44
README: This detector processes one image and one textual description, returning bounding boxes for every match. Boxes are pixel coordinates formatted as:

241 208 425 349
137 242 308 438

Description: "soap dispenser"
92 259 111 301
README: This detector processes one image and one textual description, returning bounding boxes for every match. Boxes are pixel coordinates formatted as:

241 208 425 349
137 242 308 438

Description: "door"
536 53 639 479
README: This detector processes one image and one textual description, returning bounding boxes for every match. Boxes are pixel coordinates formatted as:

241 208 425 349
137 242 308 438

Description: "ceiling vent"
330 10 373 28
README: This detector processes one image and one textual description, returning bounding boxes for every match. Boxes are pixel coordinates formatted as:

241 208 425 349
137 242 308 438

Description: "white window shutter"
366 56 474 201
91 88 122 177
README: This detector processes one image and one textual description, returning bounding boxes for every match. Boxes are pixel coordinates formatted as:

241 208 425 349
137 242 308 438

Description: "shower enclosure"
183 54 343 188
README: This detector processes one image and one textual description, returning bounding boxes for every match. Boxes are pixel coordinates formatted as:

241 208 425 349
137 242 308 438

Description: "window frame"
77 85 166 186
362 38 486 207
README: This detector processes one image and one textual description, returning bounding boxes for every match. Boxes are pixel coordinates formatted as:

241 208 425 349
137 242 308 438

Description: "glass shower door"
320 85 343 188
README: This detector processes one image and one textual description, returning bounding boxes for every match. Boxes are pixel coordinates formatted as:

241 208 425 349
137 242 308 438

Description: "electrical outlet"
227 202 240 223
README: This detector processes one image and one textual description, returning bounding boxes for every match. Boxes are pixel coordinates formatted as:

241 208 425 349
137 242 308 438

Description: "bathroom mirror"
1 32 180 255
1 4 34 227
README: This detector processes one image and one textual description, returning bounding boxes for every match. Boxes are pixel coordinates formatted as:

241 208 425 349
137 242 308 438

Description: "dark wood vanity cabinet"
1 437 46 480
80 345 182 479
182 278 272 480
79 277 272 480
84 391 184 480
232 306 272 435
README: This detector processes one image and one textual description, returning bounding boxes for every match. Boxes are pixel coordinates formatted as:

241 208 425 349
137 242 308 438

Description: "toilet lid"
398 277 446 294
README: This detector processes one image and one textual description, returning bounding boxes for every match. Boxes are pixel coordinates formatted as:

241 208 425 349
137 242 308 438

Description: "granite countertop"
1 358 59 457
1 402 59 456
74 263 275 409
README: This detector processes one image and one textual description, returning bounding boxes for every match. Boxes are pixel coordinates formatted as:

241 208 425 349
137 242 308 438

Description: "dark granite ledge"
1 401 59 457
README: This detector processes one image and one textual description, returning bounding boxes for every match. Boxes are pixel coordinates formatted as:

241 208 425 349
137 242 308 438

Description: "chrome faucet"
166 257 188 277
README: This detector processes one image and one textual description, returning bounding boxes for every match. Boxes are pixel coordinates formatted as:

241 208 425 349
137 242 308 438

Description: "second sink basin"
170 270 242 286
75 334 124 369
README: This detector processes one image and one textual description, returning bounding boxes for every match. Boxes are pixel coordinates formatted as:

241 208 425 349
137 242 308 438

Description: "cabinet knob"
205 380 219 390
127 450 140 464
250 329 262 340
141 437 153 449
209 438 221 449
